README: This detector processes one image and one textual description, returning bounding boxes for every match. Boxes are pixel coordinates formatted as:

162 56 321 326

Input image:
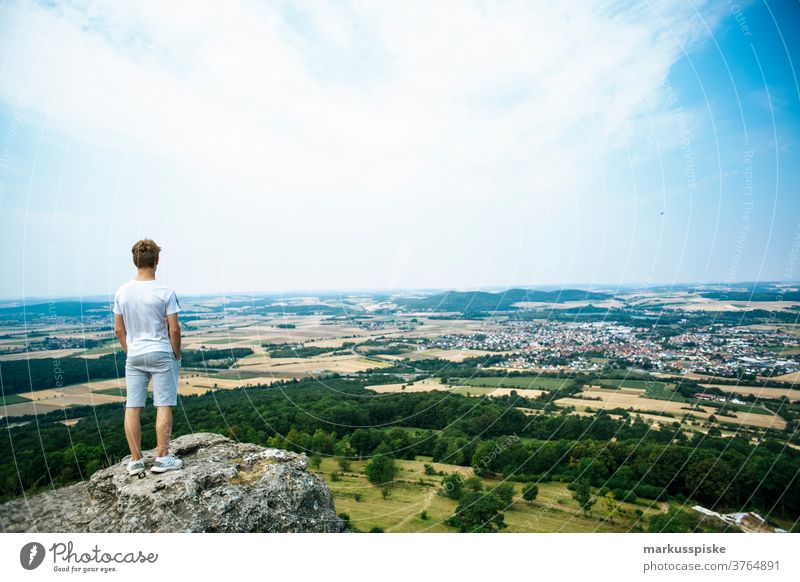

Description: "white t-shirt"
113 280 181 357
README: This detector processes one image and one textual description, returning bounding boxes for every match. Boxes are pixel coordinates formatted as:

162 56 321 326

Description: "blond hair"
131 239 161 269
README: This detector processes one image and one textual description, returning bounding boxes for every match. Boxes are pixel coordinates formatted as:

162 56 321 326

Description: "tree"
440 472 464 500
365 443 397 486
522 482 539 503
447 492 507 533
494 482 515 505
309 454 322 470
684 457 734 506
572 479 596 516
603 490 617 523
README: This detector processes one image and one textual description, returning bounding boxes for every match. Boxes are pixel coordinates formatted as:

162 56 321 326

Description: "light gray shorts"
124 350 180 408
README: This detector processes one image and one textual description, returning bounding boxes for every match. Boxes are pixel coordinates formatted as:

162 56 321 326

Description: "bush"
424 463 436 475
494 482 515 505
440 472 464 500
420 510 429 521
338 513 351 530
463 476 483 492
330 471 340 482
522 483 539 503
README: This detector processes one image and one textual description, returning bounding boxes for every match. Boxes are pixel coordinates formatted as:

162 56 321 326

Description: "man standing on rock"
113 239 184 476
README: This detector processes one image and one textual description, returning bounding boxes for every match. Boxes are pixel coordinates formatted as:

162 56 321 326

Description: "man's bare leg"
155 406 173 457
124 407 143 461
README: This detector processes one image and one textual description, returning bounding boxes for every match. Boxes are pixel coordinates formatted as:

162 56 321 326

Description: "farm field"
365 378 545 399
595 379 671 390
0 401 65 417
236 352 391 377
0 367 284 418
557 387 787 430
310 457 665 533
378 348 516 362
0 348 84 361
451 376 574 390
488 387 546 398
700 384 800 402
767 370 800 384
0 394 32 405
366 378 450 394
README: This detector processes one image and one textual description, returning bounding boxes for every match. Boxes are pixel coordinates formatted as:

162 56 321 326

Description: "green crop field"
596 379 670 391
79 346 118 356
0 393 32 405
451 376 574 391
311 456 664 533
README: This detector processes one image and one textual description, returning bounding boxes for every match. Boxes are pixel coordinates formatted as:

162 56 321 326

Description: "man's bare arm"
114 314 128 354
167 313 181 359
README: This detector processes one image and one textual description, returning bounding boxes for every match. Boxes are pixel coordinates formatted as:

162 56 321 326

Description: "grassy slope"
311 457 664 533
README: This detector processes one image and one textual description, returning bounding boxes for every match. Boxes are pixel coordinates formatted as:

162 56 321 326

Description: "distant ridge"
394 288 612 312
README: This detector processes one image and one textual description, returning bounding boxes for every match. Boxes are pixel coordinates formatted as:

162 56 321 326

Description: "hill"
395 288 613 312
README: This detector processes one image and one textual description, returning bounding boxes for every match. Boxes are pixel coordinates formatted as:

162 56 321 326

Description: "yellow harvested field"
176 383 213 396
1 378 128 417
632 412 687 428
45 393 125 407
489 387 546 398
700 384 800 402
366 378 449 394
556 388 786 430
180 375 282 390
22 379 125 401
236 353 390 377
365 379 546 399
769 370 800 384
0 348 85 361
0 402 65 417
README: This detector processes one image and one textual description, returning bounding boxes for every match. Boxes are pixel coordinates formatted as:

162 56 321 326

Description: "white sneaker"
151 456 183 473
127 459 145 476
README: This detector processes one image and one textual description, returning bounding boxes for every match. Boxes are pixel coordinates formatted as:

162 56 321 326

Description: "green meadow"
311 456 664 533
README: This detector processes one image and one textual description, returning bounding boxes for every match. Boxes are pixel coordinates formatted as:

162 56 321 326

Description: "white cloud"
0 0 731 293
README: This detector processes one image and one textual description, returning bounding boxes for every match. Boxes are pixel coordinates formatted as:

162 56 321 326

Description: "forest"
1 377 798 523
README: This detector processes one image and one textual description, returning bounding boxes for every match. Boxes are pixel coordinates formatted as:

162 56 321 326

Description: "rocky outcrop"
0 433 346 533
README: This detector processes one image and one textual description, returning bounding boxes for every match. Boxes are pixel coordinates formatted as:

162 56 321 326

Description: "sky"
0 0 799 300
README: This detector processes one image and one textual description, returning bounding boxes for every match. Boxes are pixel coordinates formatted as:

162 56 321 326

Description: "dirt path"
388 489 436 532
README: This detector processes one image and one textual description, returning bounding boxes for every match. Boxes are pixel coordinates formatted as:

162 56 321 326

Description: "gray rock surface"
0 433 346 533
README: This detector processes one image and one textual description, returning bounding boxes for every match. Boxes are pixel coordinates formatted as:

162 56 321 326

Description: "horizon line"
1 280 796 305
